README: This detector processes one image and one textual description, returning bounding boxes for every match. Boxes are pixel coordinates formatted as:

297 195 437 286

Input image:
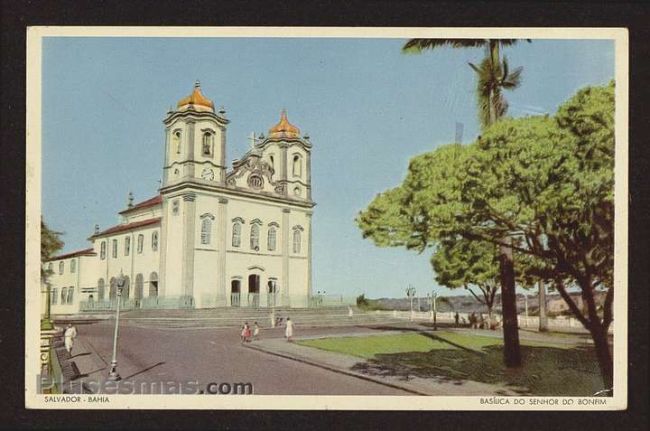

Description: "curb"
243 343 428 396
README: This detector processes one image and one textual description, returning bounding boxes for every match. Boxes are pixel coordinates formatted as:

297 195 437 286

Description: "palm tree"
402 39 527 129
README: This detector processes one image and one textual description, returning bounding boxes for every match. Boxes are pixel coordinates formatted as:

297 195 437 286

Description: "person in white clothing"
64 324 77 354
285 317 294 342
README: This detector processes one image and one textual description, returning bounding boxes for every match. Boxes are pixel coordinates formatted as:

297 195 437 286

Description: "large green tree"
357 82 615 389
41 219 63 329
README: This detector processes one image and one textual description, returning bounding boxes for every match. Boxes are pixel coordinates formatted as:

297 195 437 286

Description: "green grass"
297 331 603 396
298 333 451 359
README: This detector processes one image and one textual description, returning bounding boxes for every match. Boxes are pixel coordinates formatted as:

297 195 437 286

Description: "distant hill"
369 290 607 316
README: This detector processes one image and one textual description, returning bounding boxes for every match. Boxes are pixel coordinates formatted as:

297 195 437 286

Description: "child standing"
253 322 260 341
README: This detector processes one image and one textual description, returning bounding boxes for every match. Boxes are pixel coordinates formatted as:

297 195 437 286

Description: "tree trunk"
590 321 614 391
581 274 614 391
538 280 548 332
499 237 521 367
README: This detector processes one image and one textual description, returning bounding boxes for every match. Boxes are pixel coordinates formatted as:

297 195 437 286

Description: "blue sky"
41 37 615 299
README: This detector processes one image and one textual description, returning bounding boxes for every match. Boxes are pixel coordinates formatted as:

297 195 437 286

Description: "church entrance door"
267 280 278 308
231 280 241 307
248 274 260 308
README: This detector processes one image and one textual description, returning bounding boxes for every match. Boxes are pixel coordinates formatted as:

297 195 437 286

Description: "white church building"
44 82 314 314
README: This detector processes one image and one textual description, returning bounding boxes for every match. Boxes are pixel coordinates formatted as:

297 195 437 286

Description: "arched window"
232 222 241 247
292 154 302 177
109 277 117 300
67 287 74 304
97 278 105 301
149 272 159 297
100 241 106 260
201 218 212 245
152 231 159 251
112 239 118 258
125 236 130 256
61 287 67 304
269 154 274 169
202 132 214 156
267 227 277 251
250 224 260 250
173 130 182 154
137 234 144 254
122 276 130 300
59 261 64 275
135 274 144 300
51 287 58 305
293 229 301 253
70 259 76 273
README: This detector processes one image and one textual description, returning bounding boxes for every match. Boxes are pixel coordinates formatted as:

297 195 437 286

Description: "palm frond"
498 39 532 46
501 57 523 89
402 38 487 54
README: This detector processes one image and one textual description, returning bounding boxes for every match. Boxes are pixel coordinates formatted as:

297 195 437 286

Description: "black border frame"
1 1 648 430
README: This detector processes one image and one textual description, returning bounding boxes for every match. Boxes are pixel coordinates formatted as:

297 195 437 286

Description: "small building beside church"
45 82 315 314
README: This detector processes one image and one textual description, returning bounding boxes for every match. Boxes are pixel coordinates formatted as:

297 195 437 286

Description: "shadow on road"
123 361 166 380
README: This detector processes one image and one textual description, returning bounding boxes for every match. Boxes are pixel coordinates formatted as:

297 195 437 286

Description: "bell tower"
264 110 312 201
162 81 229 187
159 81 230 306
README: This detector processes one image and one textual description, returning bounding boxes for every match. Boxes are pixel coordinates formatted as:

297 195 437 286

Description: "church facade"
44 82 315 314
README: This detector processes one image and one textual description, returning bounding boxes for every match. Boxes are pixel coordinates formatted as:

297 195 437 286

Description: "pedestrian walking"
64 323 77 354
241 322 250 343
244 322 252 342
253 322 260 341
285 317 294 342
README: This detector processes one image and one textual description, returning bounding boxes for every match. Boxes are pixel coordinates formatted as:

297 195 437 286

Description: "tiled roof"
47 248 96 262
90 217 161 239
119 195 162 214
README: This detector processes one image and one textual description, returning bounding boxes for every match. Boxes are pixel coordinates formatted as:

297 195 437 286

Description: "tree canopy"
41 219 64 283
356 81 615 387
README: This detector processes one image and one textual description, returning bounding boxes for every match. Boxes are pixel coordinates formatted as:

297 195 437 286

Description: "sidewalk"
244 334 525 396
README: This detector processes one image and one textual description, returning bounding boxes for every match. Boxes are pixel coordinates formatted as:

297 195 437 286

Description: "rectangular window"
125 236 131 256
100 241 106 260
70 259 76 273
67 287 74 304
201 220 211 245
112 239 118 258
137 234 144 254
51 288 57 305
293 230 301 254
59 261 64 275
268 228 277 251
152 231 159 251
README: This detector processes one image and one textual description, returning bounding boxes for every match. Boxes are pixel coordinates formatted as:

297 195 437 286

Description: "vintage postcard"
25 27 628 410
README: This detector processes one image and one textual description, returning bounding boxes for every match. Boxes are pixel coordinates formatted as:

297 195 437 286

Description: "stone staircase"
106 306 405 329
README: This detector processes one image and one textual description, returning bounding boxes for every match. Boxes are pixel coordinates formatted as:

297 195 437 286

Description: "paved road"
72 321 411 395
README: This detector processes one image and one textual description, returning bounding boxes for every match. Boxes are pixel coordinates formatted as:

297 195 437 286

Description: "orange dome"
268 110 301 138
177 81 214 111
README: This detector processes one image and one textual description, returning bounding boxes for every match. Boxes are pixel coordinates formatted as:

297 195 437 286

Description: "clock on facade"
201 168 214 181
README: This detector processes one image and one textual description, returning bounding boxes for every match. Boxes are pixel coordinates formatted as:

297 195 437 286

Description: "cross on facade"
248 132 257 150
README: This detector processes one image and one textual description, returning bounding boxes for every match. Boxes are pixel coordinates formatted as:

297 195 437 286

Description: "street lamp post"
432 291 438 331
41 281 54 330
108 271 125 381
406 285 416 321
